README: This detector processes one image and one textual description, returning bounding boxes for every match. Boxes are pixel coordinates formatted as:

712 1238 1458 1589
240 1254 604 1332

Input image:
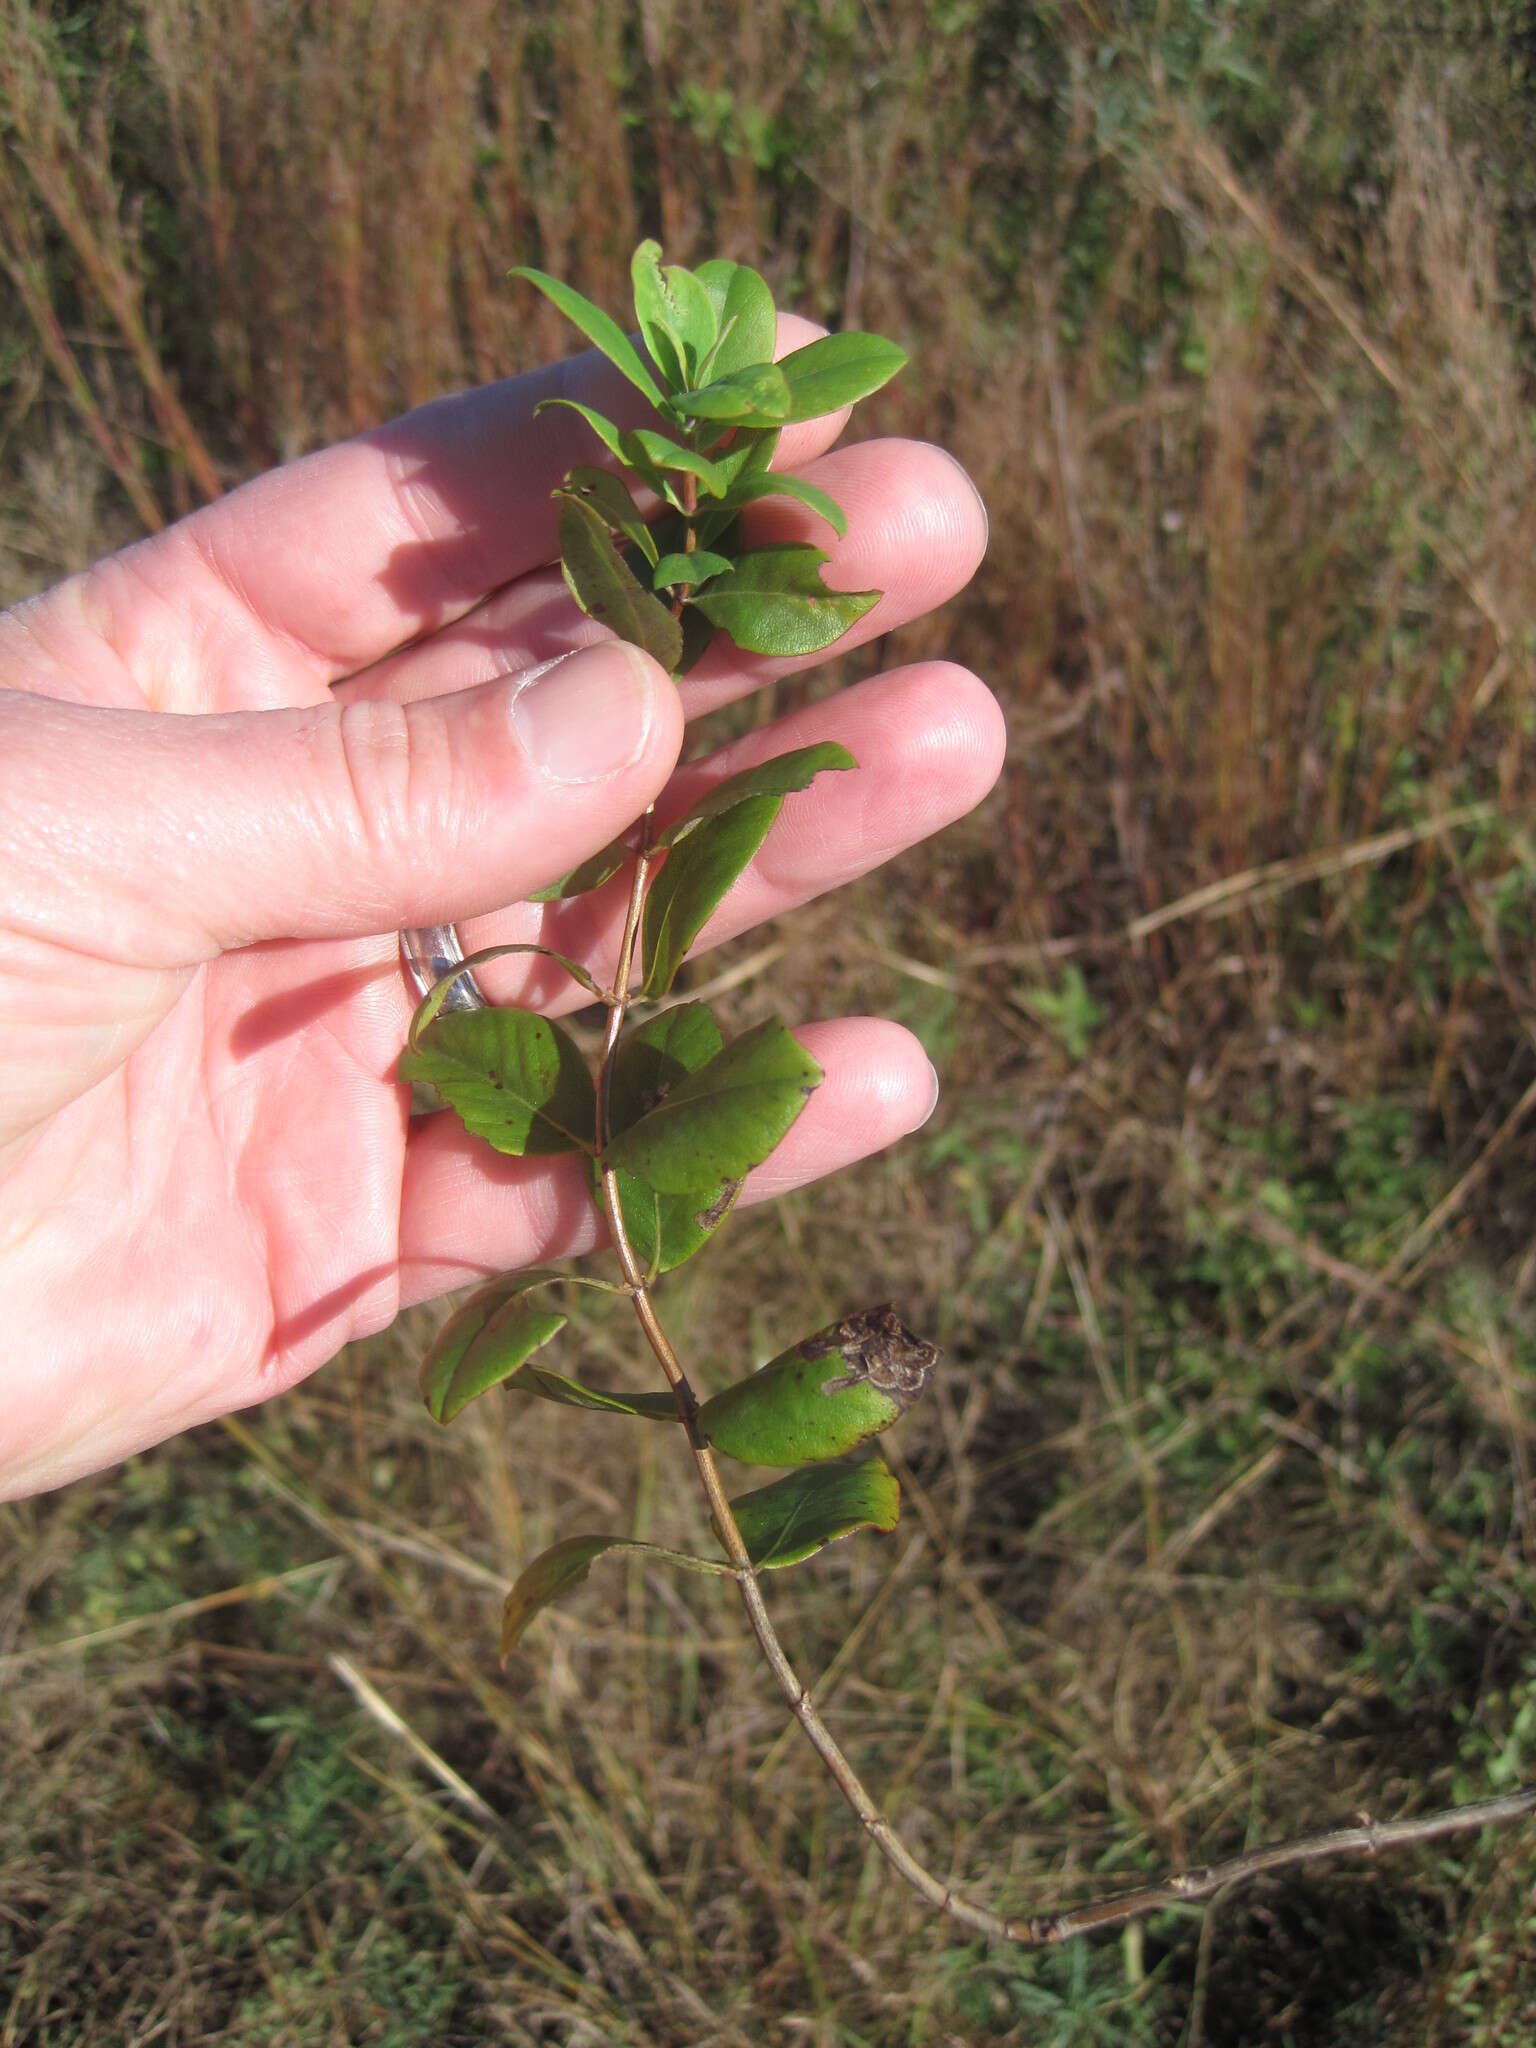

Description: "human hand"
0 316 998 1498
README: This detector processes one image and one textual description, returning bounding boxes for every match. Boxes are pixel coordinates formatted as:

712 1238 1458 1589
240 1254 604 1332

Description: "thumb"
2 644 683 966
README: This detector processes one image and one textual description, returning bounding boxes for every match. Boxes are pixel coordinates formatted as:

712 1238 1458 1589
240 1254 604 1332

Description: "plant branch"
592 812 1022 1944
592 885 1536 1944
1015 1785 1536 1944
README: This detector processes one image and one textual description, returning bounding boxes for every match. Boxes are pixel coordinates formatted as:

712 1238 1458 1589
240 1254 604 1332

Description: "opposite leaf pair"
398 743 853 1274
415 1277 930 1658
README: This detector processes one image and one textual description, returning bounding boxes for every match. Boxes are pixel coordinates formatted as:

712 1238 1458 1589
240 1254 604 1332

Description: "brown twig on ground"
1019 1787 1536 1944
967 801 1500 967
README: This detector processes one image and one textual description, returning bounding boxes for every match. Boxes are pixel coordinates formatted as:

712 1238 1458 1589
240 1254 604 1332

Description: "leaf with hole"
509 265 666 410
691 544 879 658
656 741 855 850
725 1457 901 1568
398 1006 596 1156
558 494 683 670
775 331 907 422
420 1272 569 1423
695 260 778 379
639 794 783 998
536 400 726 506
697 1306 938 1466
631 240 718 388
597 1002 742 1273
563 467 657 565
501 1533 732 1655
603 1015 820 1192
537 398 669 506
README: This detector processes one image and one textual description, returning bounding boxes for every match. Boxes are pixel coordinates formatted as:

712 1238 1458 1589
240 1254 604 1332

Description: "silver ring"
399 922 488 1013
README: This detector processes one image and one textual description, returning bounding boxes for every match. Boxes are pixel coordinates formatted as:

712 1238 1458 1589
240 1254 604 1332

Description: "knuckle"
330 696 448 870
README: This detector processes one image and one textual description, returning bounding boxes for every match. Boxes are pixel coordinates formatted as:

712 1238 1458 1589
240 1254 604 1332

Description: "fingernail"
512 644 659 784
917 1060 941 1129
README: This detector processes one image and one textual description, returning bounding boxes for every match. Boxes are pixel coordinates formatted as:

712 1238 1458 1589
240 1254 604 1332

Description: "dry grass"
4 2 1536 2041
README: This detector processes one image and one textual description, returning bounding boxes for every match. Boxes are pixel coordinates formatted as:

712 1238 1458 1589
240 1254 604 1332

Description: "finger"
445 660 1005 1016
335 439 988 717
0 642 683 969
19 319 848 716
395 1016 937 1299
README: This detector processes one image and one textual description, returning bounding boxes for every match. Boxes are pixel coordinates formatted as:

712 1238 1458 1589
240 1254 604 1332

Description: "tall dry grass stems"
8 0 1525 921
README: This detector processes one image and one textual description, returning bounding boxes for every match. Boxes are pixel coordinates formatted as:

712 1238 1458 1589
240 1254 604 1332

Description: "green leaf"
404 942 603 1033
688 428 782 548
603 1014 820 1192
673 361 791 426
655 741 856 850
597 1002 742 1272
634 295 685 392
609 999 724 1123
691 428 779 548
776 331 907 422
695 260 778 379
558 494 684 671
398 1007 596 1156
517 1367 676 1420
534 400 725 504
421 1272 568 1423
535 395 633 463
563 467 658 566
509 1304 937 1461
725 1457 901 1568
711 469 848 538
639 794 783 998
652 548 733 591
537 396 669 504
509 265 666 410
501 1533 732 1655
631 241 718 388
697 1306 938 1466
605 1171 744 1277
691 544 879 658
706 426 779 492
525 835 631 904
624 428 728 494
